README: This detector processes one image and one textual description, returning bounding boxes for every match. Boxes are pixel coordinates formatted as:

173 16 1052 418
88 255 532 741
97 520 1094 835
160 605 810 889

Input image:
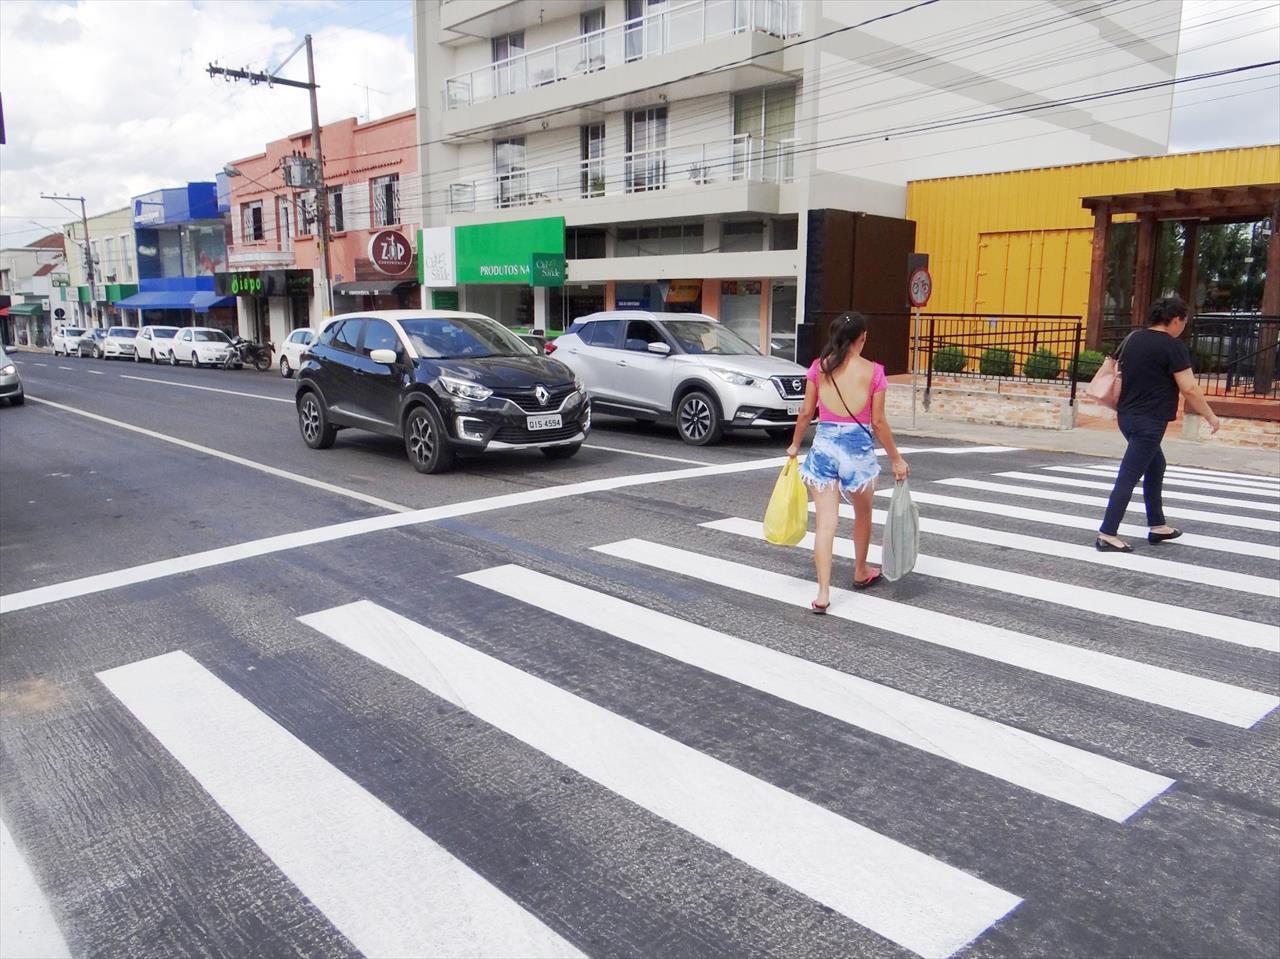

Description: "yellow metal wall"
906 145 1280 320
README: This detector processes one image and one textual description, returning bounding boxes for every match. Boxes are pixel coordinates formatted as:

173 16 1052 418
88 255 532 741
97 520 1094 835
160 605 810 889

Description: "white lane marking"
97 651 581 959
0 819 72 959
596 541 1280 729
937 478 1280 533
819 501 1278 598
118 374 294 404
86 370 104 375
462 565 1173 822
32 363 48 367
1054 465 1280 496
56 366 73 371
302 601 1021 958
709 518 1278 652
0 455 792 615
995 471 1280 514
26 396 409 513
585 444 713 465
868 489 1280 562
909 445 1023 454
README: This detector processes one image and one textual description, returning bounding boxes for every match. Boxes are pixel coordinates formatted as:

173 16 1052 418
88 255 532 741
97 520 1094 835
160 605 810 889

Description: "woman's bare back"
818 355 875 417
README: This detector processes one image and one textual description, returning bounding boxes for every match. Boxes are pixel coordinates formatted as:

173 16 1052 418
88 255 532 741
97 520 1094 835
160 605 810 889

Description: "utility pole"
208 35 335 317
42 193 94 325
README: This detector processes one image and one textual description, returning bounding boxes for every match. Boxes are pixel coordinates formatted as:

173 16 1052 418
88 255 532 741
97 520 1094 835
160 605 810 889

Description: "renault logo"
534 384 550 406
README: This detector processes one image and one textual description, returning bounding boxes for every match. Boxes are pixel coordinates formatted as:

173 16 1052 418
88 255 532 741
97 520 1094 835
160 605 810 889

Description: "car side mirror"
647 341 672 356
369 348 399 366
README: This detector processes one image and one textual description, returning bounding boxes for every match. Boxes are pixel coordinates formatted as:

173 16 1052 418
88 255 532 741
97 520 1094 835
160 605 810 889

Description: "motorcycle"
225 336 273 372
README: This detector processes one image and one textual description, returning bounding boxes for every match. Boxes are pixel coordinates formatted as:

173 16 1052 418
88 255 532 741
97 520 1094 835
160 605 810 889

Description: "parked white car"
278 328 316 378
52 326 86 356
168 327 236 368
134 325 180 362
102 326 139 359
551 311 809 445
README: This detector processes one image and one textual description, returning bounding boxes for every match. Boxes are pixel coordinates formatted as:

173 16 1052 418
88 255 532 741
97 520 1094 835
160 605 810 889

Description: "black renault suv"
295 311 590 473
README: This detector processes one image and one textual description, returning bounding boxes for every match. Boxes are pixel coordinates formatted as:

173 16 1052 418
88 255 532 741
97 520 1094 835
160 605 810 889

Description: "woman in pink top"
786 313 909 612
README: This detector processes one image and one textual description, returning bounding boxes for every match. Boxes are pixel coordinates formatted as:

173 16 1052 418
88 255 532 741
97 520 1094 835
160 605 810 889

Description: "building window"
616 222 701 256
295 193 314 236
241 201 264 242
371 175 399 226
566 227 606 259
581 123 605 197
580 8 605 68
494 138 527 208
625 107 667 192
119 234 133 280
722 220 765 253
103 237 118 281
732 84 797 180
492 31 526 95
328 187 345 233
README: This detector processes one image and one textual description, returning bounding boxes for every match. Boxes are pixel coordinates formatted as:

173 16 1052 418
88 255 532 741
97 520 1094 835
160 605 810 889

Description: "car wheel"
298 390 336 450
94 346 103 359
169 351 178 366
133 350 140 363
541 443 581 460
191 351 201 369
280 356 292 378
403 404 456 474
10 389 24 406
675 390 724 446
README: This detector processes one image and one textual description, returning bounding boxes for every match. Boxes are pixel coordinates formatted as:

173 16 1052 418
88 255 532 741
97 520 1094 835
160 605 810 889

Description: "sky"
0 0 1277 251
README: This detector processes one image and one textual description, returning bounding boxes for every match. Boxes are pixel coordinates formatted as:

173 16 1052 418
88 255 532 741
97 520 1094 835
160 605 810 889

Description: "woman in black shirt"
1096 297 1220 551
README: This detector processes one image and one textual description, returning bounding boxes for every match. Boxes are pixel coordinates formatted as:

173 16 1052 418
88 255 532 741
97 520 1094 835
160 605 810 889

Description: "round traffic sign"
55 307 66 319
908 267 932 308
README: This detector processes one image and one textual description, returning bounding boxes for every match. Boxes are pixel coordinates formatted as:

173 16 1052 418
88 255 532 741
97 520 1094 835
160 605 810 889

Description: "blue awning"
113 291 236 313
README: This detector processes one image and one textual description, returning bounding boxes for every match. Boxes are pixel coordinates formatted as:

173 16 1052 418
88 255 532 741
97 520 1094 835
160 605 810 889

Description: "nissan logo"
791 378 802 393
535 384 550 406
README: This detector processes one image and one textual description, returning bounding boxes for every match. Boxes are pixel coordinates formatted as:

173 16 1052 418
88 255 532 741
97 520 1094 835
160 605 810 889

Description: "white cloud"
0 0 413 245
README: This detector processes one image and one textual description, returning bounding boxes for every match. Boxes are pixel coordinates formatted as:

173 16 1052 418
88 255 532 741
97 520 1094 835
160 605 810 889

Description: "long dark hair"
819 312 868 377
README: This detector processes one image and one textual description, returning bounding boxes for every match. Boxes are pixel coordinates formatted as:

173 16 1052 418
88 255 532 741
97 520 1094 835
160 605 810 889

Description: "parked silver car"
0 345 24 406
550 311 808 445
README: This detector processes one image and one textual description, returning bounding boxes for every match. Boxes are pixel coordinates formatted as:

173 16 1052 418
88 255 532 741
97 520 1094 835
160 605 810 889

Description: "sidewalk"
895 413 1280 476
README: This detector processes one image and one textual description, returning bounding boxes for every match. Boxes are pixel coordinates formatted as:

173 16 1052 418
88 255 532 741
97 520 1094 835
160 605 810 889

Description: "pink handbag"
1085 335 1132 410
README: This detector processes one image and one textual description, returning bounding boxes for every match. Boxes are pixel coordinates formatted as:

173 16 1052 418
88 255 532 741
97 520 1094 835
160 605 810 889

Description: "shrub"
1071 349 1106 382
931 344 967 373
979 347 1015 376
1023 348 1062 380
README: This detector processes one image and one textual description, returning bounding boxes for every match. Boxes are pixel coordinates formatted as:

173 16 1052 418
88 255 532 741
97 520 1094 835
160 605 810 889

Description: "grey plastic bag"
881 479 919 582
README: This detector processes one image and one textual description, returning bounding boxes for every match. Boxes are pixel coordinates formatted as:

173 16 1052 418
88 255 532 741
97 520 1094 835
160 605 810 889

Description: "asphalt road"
1 352 1277 959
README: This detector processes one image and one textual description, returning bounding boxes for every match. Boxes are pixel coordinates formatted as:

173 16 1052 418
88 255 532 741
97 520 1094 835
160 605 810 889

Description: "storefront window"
464 284 533 329
720 279 763 349
183 224 228 276
769 281 797 361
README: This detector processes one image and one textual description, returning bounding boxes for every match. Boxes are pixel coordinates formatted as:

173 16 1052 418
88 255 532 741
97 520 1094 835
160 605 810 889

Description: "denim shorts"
799 422 880 500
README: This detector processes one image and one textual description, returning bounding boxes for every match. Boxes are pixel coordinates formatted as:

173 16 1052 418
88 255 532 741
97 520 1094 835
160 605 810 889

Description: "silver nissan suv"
549 311 808 445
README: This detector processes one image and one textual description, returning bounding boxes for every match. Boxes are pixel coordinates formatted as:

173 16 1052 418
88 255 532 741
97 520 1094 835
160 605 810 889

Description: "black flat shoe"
1148 529 1182 544
1095 538 1133 553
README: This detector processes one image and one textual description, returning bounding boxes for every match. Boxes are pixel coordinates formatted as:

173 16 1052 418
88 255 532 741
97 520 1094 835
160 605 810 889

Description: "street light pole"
305 35 335 318
42 193 94 325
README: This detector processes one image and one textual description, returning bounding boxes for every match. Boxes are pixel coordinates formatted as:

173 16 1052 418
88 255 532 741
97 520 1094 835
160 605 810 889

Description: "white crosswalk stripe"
868 488 1280 560
993 471 1280 513
706 517 1278 651
97 651 582 959
814 501 1279 598
461 564 1174 821
594 540 1280 728
300 600 1023 959
935 478 1280 533
1046 465 1280 497
1127 464 1279 486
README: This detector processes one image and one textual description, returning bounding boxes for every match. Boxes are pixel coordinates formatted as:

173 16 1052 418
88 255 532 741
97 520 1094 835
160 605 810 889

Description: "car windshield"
194 331 230 343
65 328 85 337
662 320 761 356
154 329 177 339
110 329 137 338
398 316 532 359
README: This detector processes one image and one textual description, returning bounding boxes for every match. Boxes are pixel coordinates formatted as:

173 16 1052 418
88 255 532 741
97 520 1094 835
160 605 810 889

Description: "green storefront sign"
454 217 565 286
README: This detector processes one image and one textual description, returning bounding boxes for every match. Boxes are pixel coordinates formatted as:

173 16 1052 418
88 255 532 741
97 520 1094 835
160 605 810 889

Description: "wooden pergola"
1081 182 1280 345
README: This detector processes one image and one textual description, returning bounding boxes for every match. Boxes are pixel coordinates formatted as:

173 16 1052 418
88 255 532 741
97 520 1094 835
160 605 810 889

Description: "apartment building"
223 110 419 346
58 207 139 329
0 233 66 347
412 0 1180 360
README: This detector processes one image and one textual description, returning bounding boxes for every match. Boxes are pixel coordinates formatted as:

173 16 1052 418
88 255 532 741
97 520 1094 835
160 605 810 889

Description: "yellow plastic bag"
763 459 808 546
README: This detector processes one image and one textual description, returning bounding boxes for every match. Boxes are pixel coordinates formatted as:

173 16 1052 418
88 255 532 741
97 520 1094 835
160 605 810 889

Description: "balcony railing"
445 0 801 109
448 135 796 213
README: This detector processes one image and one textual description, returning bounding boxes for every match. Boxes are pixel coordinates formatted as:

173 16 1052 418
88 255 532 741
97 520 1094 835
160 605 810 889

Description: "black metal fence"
1100 313 1280 399
917 313 1086 405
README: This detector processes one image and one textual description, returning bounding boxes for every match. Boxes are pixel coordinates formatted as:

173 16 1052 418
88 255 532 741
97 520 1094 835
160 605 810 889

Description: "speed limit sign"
908 267 932 308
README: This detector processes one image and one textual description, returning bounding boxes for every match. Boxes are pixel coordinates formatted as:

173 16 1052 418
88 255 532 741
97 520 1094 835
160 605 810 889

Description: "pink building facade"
222 110 419 347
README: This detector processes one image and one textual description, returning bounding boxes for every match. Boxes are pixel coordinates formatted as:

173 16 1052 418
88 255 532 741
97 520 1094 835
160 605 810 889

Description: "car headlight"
0 364 15 376
439 375 493 401
709 368 758 386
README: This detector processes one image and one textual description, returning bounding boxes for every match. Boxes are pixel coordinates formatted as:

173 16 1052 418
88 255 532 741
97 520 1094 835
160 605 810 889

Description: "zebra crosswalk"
13 455 1279 958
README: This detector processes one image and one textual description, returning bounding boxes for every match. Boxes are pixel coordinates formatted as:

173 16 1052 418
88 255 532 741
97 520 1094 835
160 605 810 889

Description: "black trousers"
1099 413 1169 535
